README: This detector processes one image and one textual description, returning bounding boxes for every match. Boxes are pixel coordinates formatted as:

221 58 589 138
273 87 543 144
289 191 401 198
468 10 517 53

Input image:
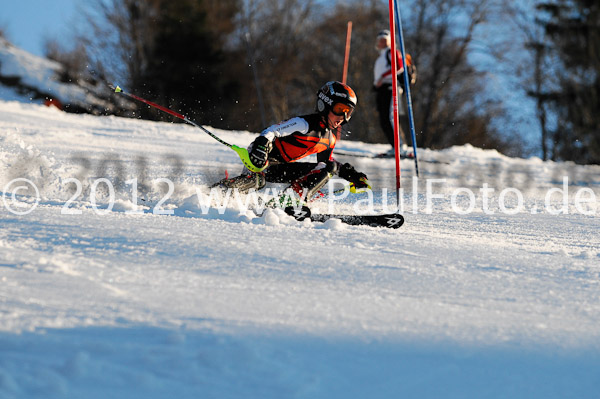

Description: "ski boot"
214 172 266 193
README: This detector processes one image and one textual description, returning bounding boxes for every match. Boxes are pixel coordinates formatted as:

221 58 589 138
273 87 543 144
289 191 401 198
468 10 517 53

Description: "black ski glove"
338 163 371 192
249 136 272 169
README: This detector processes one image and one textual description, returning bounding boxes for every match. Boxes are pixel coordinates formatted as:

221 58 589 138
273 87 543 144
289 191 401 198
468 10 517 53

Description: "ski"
283 206 404 229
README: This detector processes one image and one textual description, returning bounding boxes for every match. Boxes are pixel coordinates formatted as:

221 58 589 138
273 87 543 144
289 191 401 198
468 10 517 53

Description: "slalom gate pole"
388 0 402 204
335 21 353 143
113 86 267 173
342 21 352 85
394 0 419 177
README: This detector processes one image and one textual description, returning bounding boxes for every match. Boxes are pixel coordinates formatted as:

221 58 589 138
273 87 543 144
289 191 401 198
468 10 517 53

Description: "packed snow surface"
1 100 599 398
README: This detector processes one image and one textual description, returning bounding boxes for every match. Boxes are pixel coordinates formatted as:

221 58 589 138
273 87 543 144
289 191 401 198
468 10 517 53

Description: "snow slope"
1 100 600 398
0 38 126 114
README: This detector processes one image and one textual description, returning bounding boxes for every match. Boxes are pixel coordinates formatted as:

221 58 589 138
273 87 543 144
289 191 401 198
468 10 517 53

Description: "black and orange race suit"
257 114 336 164
243 113 366 194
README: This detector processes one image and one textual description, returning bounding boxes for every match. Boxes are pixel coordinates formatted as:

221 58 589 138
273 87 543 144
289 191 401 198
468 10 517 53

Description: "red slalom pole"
388 0 402 201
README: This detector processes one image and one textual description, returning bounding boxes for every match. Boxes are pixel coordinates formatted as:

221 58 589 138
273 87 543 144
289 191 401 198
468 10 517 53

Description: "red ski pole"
114 86 267 173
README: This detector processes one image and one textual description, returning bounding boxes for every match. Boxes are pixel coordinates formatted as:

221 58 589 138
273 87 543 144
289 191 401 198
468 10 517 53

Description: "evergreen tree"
137 0 240 124
536 0 600 163
80 0 240 125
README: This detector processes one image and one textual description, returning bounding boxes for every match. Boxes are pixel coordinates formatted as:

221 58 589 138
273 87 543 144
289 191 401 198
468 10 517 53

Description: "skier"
373 29 417 157
217 81 370 201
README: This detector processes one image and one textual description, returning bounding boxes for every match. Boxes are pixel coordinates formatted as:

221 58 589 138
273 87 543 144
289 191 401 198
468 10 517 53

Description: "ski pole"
394 0 419 177
113 86 267 173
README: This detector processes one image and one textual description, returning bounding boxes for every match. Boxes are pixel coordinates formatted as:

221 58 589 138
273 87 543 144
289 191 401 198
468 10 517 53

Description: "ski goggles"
331 103 354 119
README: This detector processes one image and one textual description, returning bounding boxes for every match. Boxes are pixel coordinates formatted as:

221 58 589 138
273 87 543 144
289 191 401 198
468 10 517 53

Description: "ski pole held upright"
394 0 419 177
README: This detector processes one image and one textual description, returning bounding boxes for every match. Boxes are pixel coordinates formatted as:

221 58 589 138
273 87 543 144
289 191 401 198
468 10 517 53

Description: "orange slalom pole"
336 21 353 142
342 21 352 84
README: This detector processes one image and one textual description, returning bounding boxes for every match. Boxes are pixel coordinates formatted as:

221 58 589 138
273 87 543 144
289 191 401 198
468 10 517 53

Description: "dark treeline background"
45 0 600 164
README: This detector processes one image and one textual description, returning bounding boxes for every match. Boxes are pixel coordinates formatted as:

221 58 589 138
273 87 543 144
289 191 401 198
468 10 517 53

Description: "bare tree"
533 0 600 164
239 0 317 125
404 0 512 150
306 0 514 151
306 1 388 143
79 0 160 90
43 0 527 157
71 0 241 124
44 40 90 82
500 0 561 160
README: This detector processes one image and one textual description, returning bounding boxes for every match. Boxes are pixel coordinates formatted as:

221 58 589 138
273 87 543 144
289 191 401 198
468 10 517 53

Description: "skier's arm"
373 55 388 87
249 117 310 168
259 117 309 141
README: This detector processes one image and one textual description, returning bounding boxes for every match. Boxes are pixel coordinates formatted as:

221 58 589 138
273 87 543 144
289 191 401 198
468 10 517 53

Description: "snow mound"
0 37 127 114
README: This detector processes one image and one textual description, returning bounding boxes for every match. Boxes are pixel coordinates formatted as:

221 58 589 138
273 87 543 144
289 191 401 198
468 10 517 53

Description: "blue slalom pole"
394 0 419 177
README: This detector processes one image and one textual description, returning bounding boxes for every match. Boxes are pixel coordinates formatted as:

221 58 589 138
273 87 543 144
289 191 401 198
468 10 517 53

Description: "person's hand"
349 176 371 194
249 136 271 168
409 65 417 85
339 163 371 193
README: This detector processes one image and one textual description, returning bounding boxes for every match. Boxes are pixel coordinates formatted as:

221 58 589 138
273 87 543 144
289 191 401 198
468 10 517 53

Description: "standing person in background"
373 29 417 158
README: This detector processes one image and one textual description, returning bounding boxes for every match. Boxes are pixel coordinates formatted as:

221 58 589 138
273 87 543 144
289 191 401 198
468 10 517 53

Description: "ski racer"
217 81 371 201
